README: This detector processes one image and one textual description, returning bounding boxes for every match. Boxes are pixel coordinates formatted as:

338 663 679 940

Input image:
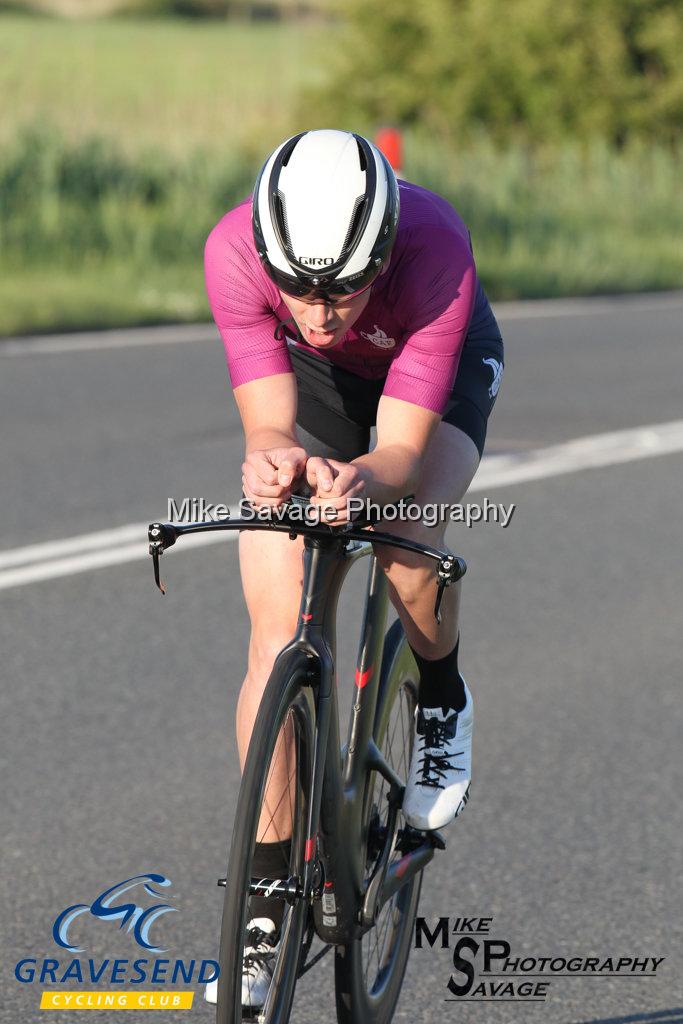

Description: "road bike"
148 498 466 1024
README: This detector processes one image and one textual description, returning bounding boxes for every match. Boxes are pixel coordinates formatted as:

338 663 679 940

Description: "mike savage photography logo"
14 873 218 1011
414 915 665 1005
168 496 516 529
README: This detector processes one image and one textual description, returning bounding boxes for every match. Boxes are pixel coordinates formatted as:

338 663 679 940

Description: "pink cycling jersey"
204 180 481 414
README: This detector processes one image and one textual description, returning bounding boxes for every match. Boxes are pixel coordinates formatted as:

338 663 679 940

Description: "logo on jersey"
483 357 503 398
360 325 396 349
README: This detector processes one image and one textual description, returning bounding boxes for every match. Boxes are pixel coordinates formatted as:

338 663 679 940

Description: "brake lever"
150 545 165 594
148 523 177 594
434 555 467 623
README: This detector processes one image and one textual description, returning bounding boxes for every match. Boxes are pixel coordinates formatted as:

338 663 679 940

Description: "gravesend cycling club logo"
414 915 665 1005
361 324 396 348
53 874 177 954
14 872 218 1012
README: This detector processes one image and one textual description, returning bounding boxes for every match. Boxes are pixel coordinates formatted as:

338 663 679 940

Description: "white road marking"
0 532 229 591
1 420 682 591
2 292 681 356
469 420 683 491
0 324 217 356
0 523 147 570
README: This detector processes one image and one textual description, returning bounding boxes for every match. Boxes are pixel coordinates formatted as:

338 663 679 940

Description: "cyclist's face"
279 287 372 350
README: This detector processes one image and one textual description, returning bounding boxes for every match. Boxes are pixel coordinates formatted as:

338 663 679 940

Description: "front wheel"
335 620 421 1024
216 651 316 1024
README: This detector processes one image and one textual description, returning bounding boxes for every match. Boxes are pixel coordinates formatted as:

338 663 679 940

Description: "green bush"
307 0 683 147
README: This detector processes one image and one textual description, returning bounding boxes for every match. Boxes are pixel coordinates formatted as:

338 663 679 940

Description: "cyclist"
203 129 504 1008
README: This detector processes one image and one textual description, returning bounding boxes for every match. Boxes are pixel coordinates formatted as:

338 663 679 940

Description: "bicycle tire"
334 619 422 1024
216 651 316 1024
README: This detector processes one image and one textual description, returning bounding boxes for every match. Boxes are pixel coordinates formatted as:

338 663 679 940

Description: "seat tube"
295 536 350 891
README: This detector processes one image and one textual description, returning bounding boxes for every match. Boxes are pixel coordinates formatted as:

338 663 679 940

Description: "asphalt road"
1 293 682 1024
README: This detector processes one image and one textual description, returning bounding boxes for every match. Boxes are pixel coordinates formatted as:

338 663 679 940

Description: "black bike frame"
148 511 464 945
283 534 436 945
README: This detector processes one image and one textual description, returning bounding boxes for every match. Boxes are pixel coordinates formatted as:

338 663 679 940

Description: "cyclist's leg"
373 336 504 828
236 346 375 841
373 421 478 658
374 334 504 660
237 528 304 840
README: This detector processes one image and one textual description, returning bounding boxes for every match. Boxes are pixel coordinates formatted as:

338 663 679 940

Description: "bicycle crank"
216 875 304 903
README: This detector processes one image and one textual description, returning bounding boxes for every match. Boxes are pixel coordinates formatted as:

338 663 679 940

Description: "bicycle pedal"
396 825 425 853
428 830 446 851
239 1009 263 1023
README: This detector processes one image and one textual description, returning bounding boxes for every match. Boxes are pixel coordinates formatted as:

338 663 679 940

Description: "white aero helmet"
252 129 400 301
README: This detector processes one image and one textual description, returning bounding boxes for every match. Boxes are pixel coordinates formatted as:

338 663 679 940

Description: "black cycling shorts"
290 318 504 462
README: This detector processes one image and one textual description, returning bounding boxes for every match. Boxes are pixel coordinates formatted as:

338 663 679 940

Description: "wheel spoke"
386 701 402 769
400 691 409 768
256 764 298 843
257 711 298 843
359 676 419 1001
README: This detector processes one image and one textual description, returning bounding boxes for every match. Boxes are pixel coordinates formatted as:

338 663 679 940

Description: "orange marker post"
375 127 403 178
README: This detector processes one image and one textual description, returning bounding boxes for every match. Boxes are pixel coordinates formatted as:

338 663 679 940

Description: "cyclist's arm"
235 374 307 502
352 395 440 504
348 229 477 503
234 373 299 454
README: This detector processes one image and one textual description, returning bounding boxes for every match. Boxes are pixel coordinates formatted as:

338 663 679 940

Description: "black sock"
409 637 467 713
249 839 291 932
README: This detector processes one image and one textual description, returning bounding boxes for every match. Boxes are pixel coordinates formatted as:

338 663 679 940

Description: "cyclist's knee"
377 554 436 608
246 628 295 685
374 520 449 606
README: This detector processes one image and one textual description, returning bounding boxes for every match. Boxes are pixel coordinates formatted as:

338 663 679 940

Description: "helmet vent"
339 195 367 260
273 190 293 252
356 138 368 171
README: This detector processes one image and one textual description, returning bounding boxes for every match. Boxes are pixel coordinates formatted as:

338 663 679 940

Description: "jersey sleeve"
383 228 477 414
204 216 292 389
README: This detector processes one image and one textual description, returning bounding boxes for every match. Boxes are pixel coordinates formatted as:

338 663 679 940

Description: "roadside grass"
0 14 325 155
2 127 681 336
1 14 681 335
0 0 329 15
407 135 683 299
0 263 208 335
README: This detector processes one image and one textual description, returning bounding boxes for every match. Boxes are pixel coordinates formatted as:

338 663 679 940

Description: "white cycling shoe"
402 684 473 831
204 917 278 1010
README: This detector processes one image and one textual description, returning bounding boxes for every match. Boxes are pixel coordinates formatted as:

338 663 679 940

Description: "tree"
307 0 683 145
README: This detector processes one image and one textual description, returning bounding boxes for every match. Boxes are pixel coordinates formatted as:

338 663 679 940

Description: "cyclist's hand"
306 457 367 524
242 447 307 507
